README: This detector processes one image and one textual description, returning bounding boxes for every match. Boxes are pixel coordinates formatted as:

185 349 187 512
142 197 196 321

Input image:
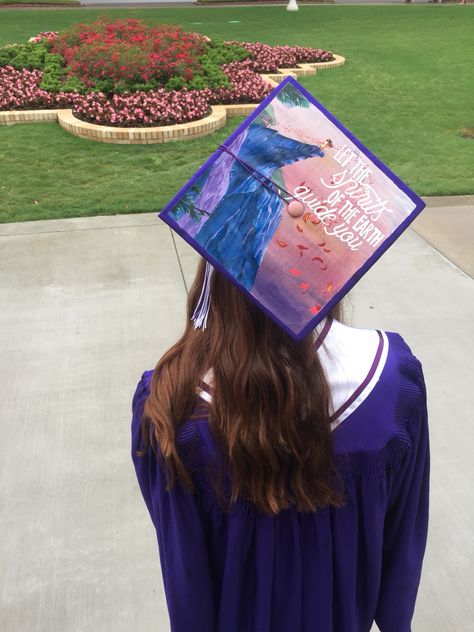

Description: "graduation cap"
158 77 425 341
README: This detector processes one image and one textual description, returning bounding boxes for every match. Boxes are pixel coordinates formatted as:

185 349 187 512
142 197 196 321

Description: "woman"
131 258 430 632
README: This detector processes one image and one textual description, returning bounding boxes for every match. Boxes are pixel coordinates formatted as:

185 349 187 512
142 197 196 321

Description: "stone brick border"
262 54 345 82
0 108 61 125
0 54 345 144
59 105 241 144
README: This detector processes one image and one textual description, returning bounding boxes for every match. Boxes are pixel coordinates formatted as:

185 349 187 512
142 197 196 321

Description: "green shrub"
181 39 247 90
88 78 115 95
128 79 160 93
0 42 49 70
0 45 21 68
203 38 250 66
38 52 65 93
186 76 208 90
111 79 130 95
0 42 87 94
165 76 187 91
61 76 87 94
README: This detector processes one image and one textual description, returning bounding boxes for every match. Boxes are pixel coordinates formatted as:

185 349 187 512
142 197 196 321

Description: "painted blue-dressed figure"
175 123 325 290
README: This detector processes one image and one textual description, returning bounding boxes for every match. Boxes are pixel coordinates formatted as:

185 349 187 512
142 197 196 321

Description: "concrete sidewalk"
412 195 474 278
0 197 473 631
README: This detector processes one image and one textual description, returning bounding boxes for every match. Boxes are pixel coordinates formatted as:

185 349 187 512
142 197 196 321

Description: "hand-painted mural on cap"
159 77 425 340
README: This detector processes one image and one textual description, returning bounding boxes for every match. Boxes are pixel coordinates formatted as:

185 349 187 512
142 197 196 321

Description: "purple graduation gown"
131 331 430 632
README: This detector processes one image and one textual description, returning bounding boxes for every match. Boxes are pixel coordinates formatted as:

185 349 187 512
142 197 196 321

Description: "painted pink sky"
251 95 417 334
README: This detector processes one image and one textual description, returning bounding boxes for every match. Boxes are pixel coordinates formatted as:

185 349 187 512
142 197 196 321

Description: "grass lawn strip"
0 0 80 5
0 116 247 224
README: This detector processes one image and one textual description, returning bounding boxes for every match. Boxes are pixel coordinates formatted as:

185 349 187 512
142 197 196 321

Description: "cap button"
286 200 304 218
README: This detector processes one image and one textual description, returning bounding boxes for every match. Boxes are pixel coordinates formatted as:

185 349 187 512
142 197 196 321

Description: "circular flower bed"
0 18 336 128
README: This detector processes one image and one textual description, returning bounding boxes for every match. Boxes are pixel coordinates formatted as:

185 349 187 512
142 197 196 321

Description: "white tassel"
191 261 214 331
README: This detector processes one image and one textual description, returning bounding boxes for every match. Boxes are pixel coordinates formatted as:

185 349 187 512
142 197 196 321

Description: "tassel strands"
192 260 214 331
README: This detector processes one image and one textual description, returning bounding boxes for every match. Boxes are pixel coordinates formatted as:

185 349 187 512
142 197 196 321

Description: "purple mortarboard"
158 77 425 341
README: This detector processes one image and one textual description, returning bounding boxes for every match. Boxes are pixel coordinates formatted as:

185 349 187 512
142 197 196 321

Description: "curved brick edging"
308 53 345 70
263 53 345 82
0 55 345 143
0 108 62 125
58 105 228 144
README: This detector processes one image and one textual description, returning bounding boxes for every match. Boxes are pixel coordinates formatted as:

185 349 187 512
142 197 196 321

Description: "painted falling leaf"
296 225 303 233
303 212 311 223
277 240 288 248
297 244 309 258
308 305 321 314
289 268 302 276
324 282 334 294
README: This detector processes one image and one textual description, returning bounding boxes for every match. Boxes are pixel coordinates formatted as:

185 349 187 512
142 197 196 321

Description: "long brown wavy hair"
137 258 346 517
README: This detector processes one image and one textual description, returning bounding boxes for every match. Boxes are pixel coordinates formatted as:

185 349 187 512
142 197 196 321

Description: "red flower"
48 18 205 89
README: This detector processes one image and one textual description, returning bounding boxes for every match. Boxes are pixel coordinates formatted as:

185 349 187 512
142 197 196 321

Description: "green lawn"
0 1 80 5
0 118 246 223
195 0 334 3
0 6 473 224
